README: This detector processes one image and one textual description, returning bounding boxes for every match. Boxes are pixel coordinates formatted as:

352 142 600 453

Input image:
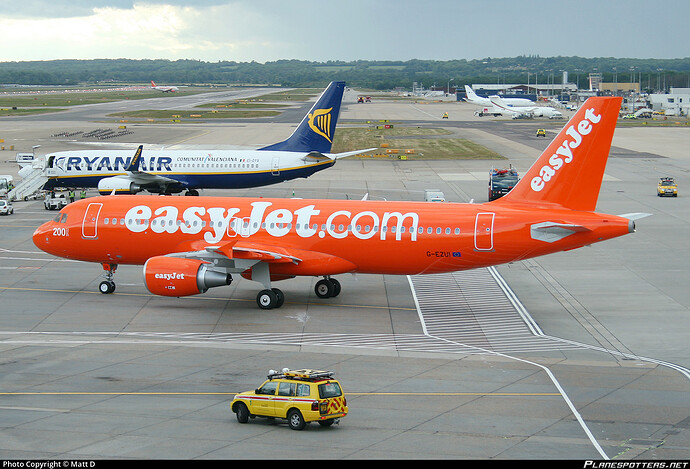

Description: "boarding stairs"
7 165 49 201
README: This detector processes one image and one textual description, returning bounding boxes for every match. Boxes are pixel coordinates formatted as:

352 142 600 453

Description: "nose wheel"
99 263 117 294
315 277 341 298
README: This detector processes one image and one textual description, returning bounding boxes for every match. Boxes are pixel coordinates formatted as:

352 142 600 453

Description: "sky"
0 0 688 63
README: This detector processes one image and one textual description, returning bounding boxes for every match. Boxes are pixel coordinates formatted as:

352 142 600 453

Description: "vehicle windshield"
492 176 519 188
257 381 278 395
318 381 342 398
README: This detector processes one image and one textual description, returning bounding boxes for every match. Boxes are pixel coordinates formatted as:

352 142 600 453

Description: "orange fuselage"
34 195 632 278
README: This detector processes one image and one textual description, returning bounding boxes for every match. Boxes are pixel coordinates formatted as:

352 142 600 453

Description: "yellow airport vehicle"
536 128 546 137
231 369 348 430
657 177 678 197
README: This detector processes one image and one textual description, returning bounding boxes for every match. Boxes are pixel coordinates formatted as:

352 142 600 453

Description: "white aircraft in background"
151 81 179 92
464 85 534 107
489 95 564 119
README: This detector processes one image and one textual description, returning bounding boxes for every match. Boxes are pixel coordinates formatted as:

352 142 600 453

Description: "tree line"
0 56 688 92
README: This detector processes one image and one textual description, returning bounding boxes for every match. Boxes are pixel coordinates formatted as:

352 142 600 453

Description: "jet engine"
143 256 232 297
97 176 142 195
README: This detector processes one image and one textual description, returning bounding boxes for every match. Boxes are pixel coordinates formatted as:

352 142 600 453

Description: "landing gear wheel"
271 288 285 308
287 409 306 430
315 279 334 298
257 289 278 309
99 281 115 294
315 278 340 298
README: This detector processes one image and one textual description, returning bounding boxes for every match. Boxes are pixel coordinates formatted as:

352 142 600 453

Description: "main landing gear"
256 288 285 310
254 277 341 310
315 277 341 299
99 263 117 294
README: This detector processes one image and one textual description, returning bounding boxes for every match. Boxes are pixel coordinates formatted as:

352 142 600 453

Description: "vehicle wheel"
271 288 285 308
256 289 277 309
315 279 334 298
235 403 249 423
99 281 115 294
318 419 335 427
287 409 306 430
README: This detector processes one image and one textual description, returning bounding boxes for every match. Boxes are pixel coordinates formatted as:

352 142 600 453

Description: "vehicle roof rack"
267 368 334 381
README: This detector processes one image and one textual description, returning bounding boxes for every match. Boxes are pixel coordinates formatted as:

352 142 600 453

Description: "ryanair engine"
143 256 232 297
98 176 142 195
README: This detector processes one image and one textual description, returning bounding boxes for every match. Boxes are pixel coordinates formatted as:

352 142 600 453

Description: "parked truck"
424 189 446 202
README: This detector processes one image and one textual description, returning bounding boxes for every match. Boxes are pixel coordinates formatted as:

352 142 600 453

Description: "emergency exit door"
82 202 102 239
272 157 280 176
474 212 495 251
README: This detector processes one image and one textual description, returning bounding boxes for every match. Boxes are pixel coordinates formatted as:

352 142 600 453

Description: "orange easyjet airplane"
33 97 648 309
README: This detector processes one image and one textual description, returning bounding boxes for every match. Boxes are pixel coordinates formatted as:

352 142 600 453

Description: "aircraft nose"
33 220 54 253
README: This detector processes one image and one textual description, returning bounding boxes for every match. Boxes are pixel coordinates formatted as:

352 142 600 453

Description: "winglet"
125 145 144 172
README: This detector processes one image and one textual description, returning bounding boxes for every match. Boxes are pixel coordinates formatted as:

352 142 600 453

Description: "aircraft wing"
165 239 356 277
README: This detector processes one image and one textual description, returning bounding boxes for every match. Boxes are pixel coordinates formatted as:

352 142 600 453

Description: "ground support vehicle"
44 193 68 210
536 128 546 137
424 189 445 202
657 177 678 197
489 166 520 201
0 199 13 215
231 369 348 430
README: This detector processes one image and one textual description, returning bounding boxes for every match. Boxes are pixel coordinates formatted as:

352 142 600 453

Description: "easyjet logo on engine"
155 272 185 280
124 201 419 243
530 107 602 192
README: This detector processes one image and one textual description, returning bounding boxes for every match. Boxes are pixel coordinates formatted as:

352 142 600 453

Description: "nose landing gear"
99 263 117 294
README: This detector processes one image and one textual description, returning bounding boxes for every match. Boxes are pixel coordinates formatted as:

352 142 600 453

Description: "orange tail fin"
496 96 622 211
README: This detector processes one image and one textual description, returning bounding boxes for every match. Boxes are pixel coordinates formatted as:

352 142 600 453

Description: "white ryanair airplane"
39 81 373 196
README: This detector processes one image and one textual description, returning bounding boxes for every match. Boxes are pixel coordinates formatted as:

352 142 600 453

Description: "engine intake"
143 256 232 297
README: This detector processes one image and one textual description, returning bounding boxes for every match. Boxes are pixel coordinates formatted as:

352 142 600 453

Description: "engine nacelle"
98 176 141 195
143 256 232 297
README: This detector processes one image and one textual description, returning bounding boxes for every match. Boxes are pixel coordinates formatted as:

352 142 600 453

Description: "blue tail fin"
259 81 345 153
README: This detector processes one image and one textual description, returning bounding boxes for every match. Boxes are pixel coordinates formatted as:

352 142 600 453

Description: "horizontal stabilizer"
302 148 378 162
619 212 653 221
330 148 378 159
531 222 591 243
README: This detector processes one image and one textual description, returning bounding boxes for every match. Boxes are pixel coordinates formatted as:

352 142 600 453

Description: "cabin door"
474 212 495 251
82 202 103 239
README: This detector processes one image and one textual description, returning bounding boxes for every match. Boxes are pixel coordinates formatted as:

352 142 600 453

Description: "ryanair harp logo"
308 107 333 143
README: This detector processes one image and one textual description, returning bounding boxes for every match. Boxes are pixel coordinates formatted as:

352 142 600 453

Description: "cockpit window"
53 213 68 223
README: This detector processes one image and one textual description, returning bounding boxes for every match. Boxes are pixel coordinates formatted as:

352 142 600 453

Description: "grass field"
332 126 505 160
106 109 281 120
